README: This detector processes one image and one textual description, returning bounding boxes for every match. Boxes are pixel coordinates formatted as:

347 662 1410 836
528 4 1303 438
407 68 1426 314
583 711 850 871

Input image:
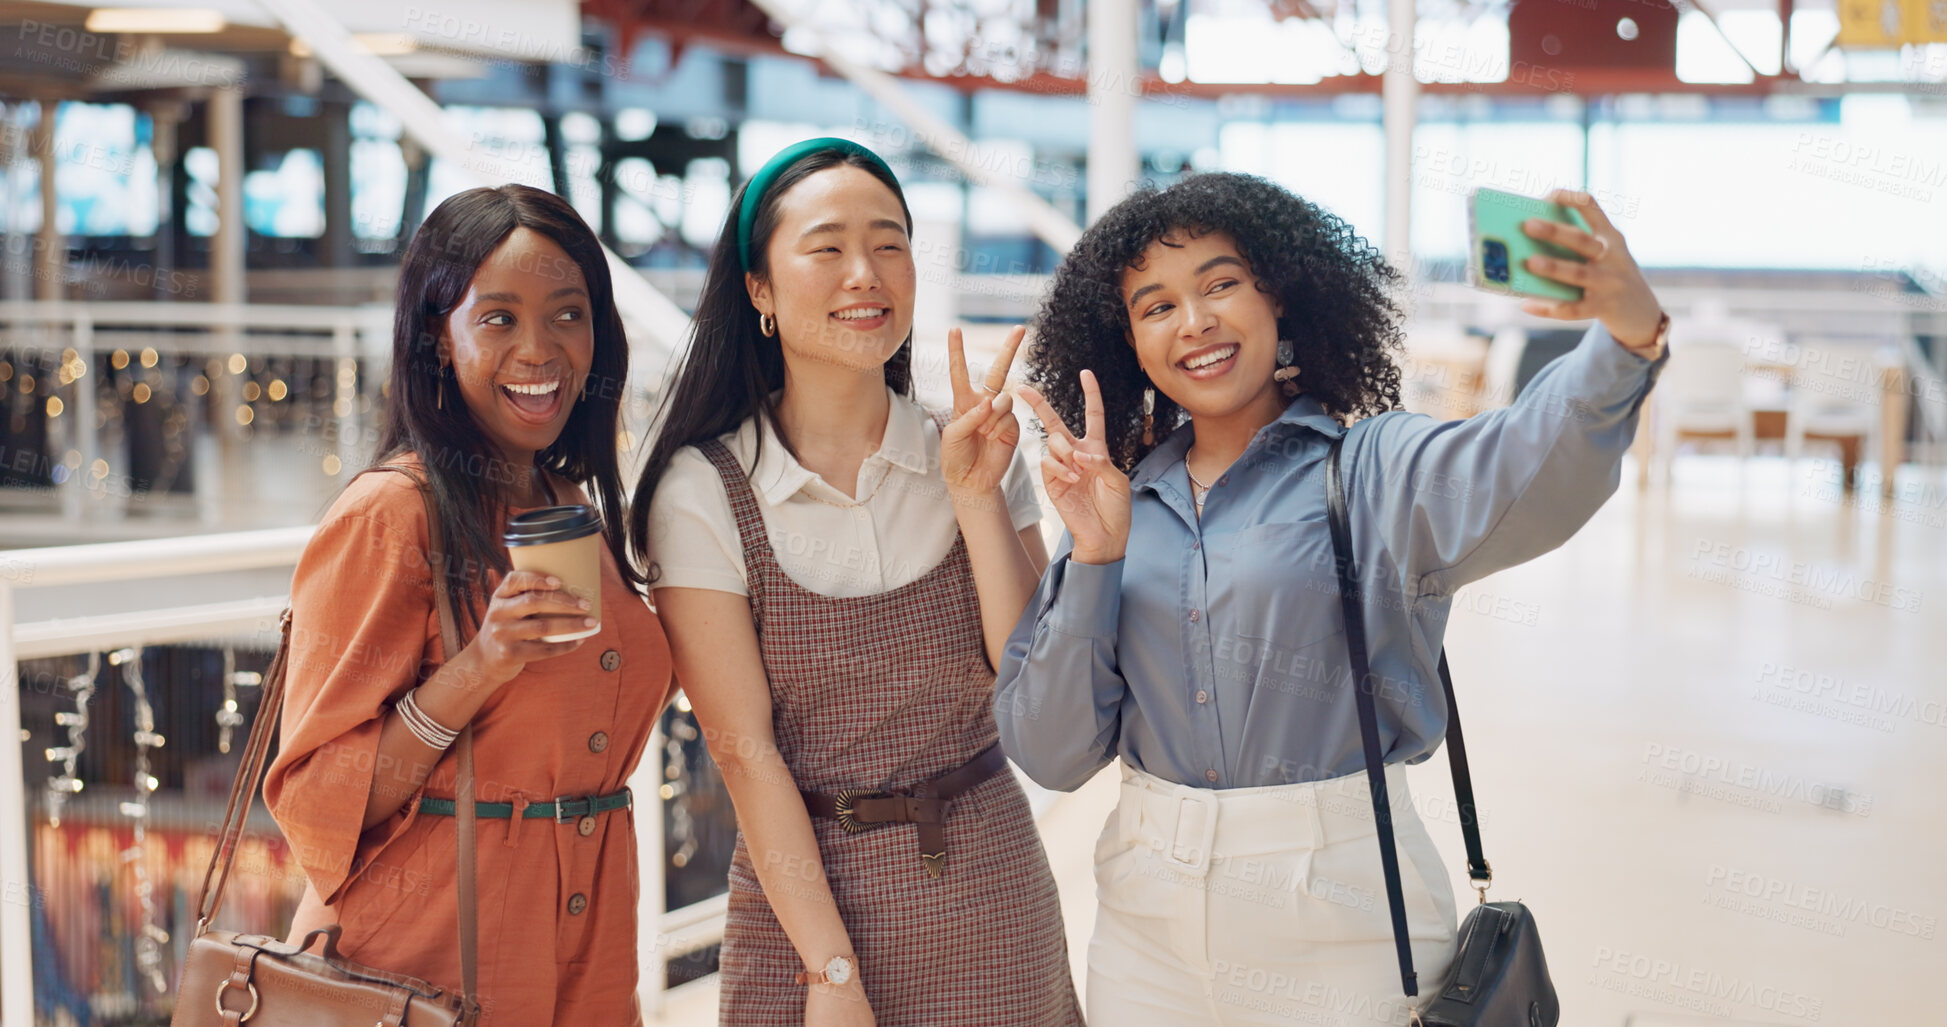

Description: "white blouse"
645 388 1043 599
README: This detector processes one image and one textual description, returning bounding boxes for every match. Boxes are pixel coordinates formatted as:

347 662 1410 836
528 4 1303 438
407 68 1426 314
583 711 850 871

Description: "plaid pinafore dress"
699 439 1084 1026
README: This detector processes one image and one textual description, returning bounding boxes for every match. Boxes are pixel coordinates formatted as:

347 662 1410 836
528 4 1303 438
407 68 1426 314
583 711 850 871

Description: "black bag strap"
1324 433 1491 999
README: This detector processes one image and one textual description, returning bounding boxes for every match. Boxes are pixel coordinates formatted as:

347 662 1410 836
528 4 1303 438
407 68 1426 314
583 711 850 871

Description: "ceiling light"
84 8 225 33
289 33 419 58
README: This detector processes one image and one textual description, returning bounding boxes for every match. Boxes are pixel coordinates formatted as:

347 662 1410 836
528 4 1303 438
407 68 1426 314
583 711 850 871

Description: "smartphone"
1467 187 1590 302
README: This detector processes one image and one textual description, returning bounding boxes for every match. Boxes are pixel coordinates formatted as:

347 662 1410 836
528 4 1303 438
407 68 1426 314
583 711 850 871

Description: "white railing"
0 528 722 1025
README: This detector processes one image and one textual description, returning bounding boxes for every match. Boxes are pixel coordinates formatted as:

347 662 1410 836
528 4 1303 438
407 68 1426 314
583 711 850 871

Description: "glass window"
1412 120 1586 262
1219 119 1385 240
1589 99 1947 270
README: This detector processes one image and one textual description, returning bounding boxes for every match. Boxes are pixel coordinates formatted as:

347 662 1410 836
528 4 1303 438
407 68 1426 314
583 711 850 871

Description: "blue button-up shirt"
995 324 1667 791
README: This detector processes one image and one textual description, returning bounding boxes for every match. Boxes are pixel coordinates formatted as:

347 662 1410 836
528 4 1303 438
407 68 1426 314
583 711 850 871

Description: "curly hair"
1025 172 1405 472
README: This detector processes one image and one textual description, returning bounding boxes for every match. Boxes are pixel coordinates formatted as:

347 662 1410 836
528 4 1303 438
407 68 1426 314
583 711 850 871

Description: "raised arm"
993 534 1130 791
265 507 442 906
939 325 1050 667
1354 189 1668 598
994 372 1134 792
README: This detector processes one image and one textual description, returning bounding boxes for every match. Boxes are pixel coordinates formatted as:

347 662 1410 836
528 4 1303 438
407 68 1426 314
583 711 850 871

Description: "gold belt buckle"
833 789 891 834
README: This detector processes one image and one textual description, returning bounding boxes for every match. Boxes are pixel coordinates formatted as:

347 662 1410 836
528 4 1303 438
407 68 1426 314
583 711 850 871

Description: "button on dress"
264 457 673 1025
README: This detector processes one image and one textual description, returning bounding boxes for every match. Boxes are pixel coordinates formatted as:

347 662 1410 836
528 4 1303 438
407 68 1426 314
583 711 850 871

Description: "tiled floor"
650 453 1945 1024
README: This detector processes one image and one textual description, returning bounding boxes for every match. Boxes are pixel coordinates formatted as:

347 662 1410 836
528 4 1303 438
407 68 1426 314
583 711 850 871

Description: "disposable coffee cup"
504 505 603 642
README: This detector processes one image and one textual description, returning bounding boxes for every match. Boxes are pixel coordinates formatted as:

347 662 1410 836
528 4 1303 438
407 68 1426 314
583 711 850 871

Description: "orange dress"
264 457 673 1025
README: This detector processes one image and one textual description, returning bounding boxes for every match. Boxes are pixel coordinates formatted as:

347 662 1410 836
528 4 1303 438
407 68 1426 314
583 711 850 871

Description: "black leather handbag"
1324 434 1560 1027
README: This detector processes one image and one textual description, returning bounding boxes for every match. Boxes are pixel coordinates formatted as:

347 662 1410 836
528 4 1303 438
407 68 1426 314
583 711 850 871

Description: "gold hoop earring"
759 312 776 337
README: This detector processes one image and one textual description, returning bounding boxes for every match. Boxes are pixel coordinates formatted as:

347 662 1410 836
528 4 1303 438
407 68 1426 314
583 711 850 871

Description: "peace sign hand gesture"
940 325 1027 496
1018 370 1131 565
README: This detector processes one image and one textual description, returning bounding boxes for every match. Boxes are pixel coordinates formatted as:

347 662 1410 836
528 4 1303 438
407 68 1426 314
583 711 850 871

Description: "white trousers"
1087 762 1460 1027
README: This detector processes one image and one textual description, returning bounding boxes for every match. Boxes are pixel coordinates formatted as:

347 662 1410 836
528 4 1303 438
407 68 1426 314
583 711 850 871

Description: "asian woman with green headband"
632 140 1084 1026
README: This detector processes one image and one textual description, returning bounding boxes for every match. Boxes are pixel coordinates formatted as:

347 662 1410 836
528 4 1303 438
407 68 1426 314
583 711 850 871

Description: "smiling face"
438 227 595 467
1121 229 1286 421
746 164 916 376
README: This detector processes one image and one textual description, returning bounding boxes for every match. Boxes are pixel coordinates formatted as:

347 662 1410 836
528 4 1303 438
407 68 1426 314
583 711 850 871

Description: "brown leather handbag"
172 468 484 1026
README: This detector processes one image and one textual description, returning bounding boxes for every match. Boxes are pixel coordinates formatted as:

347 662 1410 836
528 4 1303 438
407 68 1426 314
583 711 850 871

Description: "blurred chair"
1784 342 1879 489
1654 341 1756 483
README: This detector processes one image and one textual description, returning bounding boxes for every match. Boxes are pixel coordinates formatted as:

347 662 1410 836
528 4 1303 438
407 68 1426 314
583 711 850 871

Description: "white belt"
1117 761 1416 880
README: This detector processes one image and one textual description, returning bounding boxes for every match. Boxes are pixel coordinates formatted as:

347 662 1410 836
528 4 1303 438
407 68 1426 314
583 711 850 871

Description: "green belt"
417 788 633 821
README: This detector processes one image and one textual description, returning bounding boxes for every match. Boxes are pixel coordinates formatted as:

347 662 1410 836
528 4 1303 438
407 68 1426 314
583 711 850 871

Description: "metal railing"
0 528 722 1025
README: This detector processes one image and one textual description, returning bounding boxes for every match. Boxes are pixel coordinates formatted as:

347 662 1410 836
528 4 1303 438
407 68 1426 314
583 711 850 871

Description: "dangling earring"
759 311 776 337
1274 338 1301 398
1141 386 1156 447
436 367 445 410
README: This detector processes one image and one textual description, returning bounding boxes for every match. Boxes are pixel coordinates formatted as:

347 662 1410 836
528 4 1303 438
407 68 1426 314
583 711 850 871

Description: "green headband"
736 137 897 270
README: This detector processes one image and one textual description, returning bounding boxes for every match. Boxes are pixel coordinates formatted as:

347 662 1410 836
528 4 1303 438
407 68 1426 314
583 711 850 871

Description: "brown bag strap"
378 466 481 1017
194 611 294 934
190 462 481 1017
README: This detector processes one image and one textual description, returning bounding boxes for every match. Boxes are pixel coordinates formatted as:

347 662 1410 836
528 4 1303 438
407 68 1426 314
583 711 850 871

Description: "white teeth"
503 381 559 395
833 307 887 321
1183 345 1238 370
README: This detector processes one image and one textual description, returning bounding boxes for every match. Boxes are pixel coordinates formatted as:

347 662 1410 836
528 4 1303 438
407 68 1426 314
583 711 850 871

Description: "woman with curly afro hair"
995 172 1669 1026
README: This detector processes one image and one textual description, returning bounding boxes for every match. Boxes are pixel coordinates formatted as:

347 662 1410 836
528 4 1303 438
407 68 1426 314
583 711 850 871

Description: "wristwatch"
796 954 856 987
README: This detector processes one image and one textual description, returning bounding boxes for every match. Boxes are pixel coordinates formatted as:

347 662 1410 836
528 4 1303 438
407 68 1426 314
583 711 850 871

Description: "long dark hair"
629 149 914 582
367 184 641 631
1027 172 1404 473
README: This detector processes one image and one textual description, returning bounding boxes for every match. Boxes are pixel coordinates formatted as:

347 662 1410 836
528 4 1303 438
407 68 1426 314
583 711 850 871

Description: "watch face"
825 956 853 985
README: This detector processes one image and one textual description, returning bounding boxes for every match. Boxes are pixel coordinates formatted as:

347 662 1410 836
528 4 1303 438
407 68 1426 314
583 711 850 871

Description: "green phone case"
1467 187 1589 302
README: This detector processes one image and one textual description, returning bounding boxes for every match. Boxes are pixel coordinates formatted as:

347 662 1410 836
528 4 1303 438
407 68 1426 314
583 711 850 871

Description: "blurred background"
0 0 1941 1023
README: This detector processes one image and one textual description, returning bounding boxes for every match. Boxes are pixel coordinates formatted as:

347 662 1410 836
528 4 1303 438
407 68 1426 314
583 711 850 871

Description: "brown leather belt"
801 743 1006 879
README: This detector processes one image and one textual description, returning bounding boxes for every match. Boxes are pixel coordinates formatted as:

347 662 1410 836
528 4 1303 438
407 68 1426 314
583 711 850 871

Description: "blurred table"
1632 353 1907 495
